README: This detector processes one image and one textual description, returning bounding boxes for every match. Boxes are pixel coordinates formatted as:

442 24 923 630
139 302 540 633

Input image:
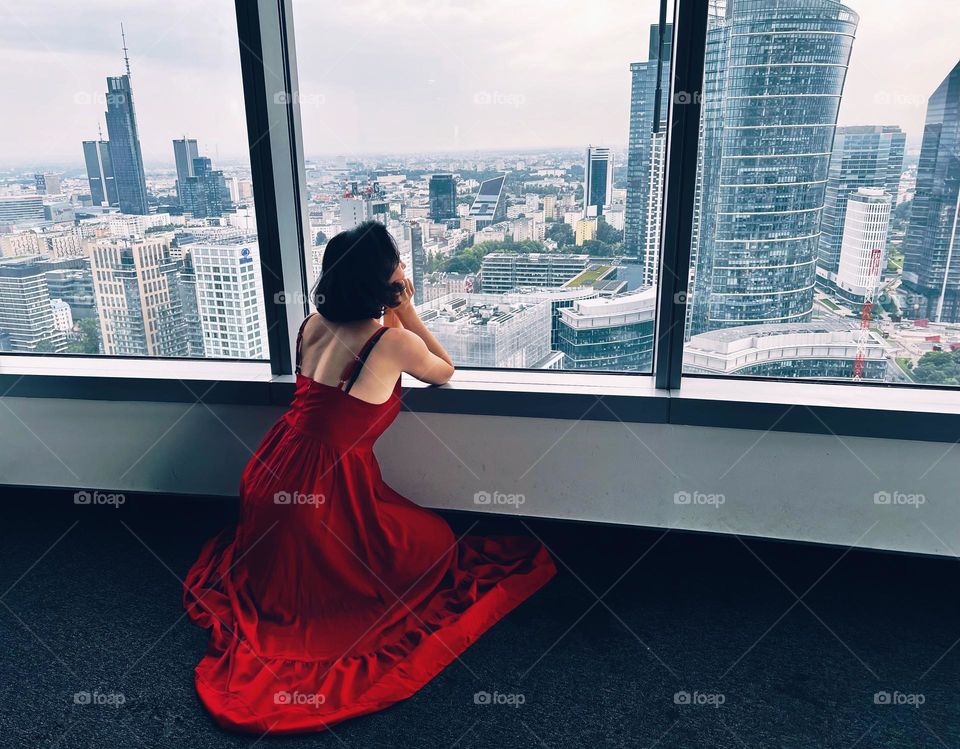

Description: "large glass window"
0 1 268 360
681 0 960 386
291 0 672 373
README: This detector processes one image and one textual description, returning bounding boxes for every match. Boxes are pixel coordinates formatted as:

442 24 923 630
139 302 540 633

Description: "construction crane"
852 245 885 381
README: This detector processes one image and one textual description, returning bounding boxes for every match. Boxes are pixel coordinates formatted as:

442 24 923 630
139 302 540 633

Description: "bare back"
297 314 402 405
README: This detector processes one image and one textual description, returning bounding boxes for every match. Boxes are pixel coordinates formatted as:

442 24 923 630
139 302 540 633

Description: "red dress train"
184 317 556 734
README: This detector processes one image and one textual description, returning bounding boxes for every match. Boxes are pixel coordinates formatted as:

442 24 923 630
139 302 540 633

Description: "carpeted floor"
1 489 958 748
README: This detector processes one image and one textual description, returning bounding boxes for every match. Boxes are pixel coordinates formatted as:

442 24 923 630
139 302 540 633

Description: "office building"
687 0 858 336
173 138 200 206
181 157 232 218
103 45 150 215
467 175 507 229
82 138 118 207
428 174 457 221
557 287 657 371
191 241 267 359
902 61 960 321
584 146 613 218
817 125 905 292
480 252 590 293
834 188 892 306
575 218 598 246
87 237 187 356
176 250 204 357
683 320 887 380
0 256 68 352
0 196 45 228
34 173 61 195
625 23 673 277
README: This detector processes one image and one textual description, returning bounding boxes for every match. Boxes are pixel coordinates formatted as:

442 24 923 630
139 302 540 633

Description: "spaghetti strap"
294 313 318 375
339 327 390 393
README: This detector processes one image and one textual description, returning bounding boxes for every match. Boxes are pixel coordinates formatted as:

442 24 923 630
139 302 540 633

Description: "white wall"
0 396 956 557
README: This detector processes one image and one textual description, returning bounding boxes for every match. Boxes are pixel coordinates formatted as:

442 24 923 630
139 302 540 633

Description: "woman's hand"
383 307 403 328
394 278 418 322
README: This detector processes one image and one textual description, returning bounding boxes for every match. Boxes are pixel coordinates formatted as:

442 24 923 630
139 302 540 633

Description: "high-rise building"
104 39 149 215
624 22 673 281
583 146 613 218
191 241 267 359
480 252 590 293
181 157 232 218
543 194 557 221
817 125 905 293
834 188 892 305
82 139 118 207
173 138 200 206
176 250 204 357
467 175 507 229
687 0 858 337
0 196 45 228
87 237 187 356
557 287 657 371
0 257 68 352
408 222 426 305
34 173 61 195
902 61 960 322
428 174 457 221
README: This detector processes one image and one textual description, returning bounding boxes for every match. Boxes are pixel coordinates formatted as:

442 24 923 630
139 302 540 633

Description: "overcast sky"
0 0 956 168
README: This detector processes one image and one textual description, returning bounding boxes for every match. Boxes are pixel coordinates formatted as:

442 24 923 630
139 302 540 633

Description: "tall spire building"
104 27 150 215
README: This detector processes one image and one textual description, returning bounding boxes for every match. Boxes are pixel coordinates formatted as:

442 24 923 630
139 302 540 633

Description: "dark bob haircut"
311 221 405 322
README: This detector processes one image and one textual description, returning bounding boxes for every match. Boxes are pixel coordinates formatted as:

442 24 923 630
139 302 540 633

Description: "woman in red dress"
184 221 556 734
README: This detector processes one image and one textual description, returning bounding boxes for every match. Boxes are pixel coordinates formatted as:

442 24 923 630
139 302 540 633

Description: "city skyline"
0 0 958 166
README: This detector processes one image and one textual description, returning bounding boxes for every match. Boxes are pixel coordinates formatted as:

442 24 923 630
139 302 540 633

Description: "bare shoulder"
377 327 427 357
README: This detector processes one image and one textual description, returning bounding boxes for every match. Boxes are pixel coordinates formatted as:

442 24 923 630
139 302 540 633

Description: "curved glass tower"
688 0 859 336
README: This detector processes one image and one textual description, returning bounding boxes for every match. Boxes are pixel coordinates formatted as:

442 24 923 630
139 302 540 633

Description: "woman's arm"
391 279 455 385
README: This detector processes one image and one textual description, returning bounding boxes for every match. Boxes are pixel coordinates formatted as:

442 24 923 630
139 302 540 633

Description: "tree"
314 230 328 246
912 349 960 386
546 222 574 247
596 219 623 245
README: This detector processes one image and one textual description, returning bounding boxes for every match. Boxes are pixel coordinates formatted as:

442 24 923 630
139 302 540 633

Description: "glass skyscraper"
687 0 859 337
173 138 200 207
428 174 457 221
583 146 613 217
104 73 150 215
902 61 960 322
817 125 905 293
82 139 118 208
624 23 672 285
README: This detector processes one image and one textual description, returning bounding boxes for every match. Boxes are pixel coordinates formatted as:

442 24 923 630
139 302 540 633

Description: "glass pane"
682 0 960 385
292 0 672 373
0 2 268 359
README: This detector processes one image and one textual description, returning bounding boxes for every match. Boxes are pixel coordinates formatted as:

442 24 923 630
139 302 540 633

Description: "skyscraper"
181 157 232 218
817 125 905 293
34 173 61 195
583 146 613 218
173 138 200 206
428 174 457 221
87 237 187 356
624 23 673 284
0 257 68 352
687 0 858 337
902 61 960 322
468 175 507 229
408 222 426 304
82 139 118 207
104 35 149 215
835 187 892 305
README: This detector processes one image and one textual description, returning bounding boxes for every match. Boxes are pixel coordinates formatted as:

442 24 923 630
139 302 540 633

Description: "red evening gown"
184 315 556 734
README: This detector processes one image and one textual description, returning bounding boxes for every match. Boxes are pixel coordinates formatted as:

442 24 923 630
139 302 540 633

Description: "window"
291 0 673 374
0 1 269 361
681 0 960 386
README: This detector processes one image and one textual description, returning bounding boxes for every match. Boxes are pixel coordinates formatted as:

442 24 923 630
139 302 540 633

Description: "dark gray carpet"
1 489 958 748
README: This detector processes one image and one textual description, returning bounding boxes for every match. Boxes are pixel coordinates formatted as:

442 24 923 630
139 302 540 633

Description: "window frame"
3 0 960 448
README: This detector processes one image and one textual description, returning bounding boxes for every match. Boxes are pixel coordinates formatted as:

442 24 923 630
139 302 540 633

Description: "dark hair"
311 221 404 322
